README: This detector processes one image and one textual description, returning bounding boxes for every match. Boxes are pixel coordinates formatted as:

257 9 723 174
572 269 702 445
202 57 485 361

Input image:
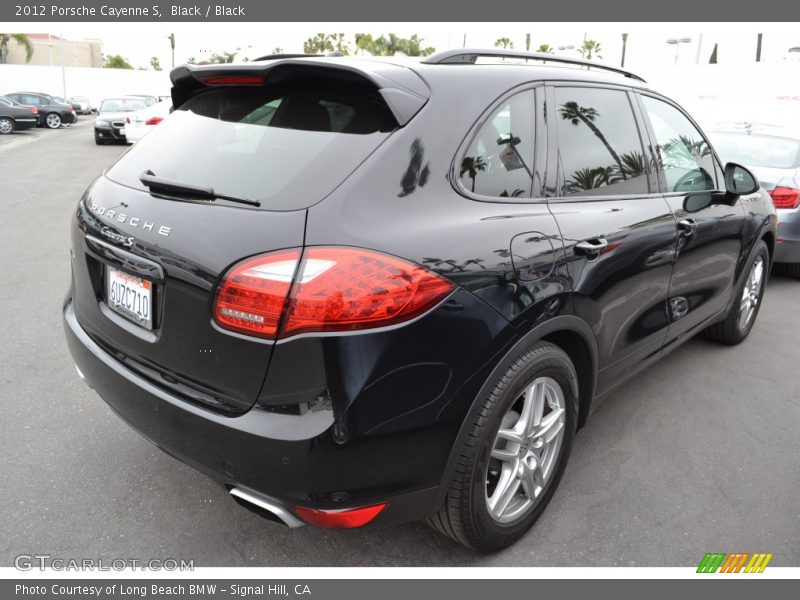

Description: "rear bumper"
63 300 443 527
14 118 37 131
776 208 800 263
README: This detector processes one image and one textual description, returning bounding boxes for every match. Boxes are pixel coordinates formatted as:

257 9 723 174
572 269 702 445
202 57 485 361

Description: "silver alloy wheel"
0 118 13 134
738 255 764 331
46 113 61 129
485 376 566 524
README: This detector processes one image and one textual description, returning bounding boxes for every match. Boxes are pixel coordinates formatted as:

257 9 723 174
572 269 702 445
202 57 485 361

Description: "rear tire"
785 263 800 280
0 117 14 134
427 341 577 552
704 240 769 345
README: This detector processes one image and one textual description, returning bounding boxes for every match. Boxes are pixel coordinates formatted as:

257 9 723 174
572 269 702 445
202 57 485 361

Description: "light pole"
621 33 628 67
666 37 692 66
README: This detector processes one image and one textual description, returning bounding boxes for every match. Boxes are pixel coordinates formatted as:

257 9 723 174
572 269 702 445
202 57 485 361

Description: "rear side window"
458 90 535 199
641 95 717 193
554 87 649 197
106 80 398 210
709 132 800 170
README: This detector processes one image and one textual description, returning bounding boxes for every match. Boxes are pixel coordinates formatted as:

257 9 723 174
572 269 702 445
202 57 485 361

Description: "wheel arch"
427 315 598 515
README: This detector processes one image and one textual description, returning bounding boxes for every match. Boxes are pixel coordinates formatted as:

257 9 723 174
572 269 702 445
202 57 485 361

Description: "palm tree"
568 166 619 192
460 156 488 192
559 101 626 179
330 33 350 55
303 34 333 54
149 56 161 71
578 39 603 60
403 34 435 57
536 44 554 54
494 37 514 50
271 47 283 55
355 33 373 55
0 33 33 64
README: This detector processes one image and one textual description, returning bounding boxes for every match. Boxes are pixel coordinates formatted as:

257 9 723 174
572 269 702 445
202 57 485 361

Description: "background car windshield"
710 133 800 169
105 84 397 210
101 99 147 112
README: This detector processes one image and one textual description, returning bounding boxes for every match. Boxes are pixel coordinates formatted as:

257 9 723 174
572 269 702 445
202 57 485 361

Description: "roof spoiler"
169 59 430 126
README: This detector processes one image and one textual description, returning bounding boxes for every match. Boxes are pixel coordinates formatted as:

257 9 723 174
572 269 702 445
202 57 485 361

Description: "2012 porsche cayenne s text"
64 50 777 551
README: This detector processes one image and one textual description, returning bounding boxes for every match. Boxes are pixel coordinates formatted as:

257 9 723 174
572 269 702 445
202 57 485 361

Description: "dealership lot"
1 121 798 567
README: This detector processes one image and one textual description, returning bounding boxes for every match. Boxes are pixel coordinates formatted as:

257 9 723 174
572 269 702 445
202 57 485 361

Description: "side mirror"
724 162 759 196
683 192 713 213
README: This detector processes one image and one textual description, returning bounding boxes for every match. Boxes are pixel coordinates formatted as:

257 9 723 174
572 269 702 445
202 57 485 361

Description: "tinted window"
555 87 649 197
642 96 717 193
106 82 398 210
709 132 800 170
22 95 42 106
459 90 535 198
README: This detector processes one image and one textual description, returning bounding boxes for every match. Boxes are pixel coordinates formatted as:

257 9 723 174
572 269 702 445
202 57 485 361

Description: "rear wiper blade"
139 170 261 207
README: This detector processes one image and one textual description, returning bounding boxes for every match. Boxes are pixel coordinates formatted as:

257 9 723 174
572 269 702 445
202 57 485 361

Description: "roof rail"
420 49 647 83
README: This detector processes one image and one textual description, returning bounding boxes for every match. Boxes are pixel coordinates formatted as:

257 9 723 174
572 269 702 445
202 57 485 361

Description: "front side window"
459 90 535 199
641 95 717 193
555 87 649 197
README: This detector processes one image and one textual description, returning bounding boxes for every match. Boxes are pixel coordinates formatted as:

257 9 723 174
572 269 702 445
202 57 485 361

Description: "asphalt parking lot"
1 120 798 568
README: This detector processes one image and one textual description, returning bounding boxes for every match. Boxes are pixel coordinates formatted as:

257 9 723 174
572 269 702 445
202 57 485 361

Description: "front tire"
427 341 577 552
45 113 62 129
704 240 769 345
0 117 14 135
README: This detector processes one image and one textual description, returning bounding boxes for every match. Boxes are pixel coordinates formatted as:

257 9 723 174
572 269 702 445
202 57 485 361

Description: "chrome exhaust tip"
229 487 305 528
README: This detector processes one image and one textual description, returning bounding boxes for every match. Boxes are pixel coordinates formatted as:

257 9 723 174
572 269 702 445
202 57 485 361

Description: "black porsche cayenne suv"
63 50 776 552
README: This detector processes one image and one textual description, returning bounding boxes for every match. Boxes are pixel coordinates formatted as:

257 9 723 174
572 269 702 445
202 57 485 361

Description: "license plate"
106 266 153 329
118 127 125 135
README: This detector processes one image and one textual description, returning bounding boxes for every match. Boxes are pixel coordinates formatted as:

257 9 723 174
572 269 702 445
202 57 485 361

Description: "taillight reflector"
293 503 388 528
213 249 301 338
145 116 164 126
213 247 455 340
30 107 38 114
203 75 264 85
769 186 800 209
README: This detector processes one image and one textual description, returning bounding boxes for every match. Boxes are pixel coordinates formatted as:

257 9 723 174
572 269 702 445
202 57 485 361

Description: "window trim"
545 81 656 204
450 83 546 204
634 90 726 195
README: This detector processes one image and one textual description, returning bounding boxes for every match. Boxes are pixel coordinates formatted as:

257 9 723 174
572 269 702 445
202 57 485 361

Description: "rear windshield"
101 98 147 112
105 83 398 210
710 132 800 169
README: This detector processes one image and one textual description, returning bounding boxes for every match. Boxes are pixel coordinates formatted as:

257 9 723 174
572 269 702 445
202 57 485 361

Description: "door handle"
678 219 698 236
574 238 609 256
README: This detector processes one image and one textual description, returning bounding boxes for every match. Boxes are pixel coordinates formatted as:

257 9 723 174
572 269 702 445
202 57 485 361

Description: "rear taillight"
30 107 38 114
293 503 388 528
126 116 131 124
145 116 164 126
67 105 73 112
769 186 800 209
213 247 455 340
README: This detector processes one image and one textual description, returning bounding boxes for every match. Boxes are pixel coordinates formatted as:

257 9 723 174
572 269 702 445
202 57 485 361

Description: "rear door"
545 84 678 395
636 93 746 347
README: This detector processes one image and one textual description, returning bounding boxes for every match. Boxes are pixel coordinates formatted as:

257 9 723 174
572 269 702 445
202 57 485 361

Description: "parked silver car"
710 123 800 278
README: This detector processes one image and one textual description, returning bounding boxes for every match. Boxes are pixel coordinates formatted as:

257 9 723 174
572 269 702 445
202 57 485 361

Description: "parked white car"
124 100 172 144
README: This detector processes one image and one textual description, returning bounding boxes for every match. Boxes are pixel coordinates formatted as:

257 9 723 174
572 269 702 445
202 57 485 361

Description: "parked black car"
0 95 39 134
94 97 148 144
63 51 776 552
5 91 76 128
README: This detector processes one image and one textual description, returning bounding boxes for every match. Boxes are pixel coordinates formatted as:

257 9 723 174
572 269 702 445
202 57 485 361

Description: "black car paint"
5 91 77 126
0 96 38 132
63 59 777 527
